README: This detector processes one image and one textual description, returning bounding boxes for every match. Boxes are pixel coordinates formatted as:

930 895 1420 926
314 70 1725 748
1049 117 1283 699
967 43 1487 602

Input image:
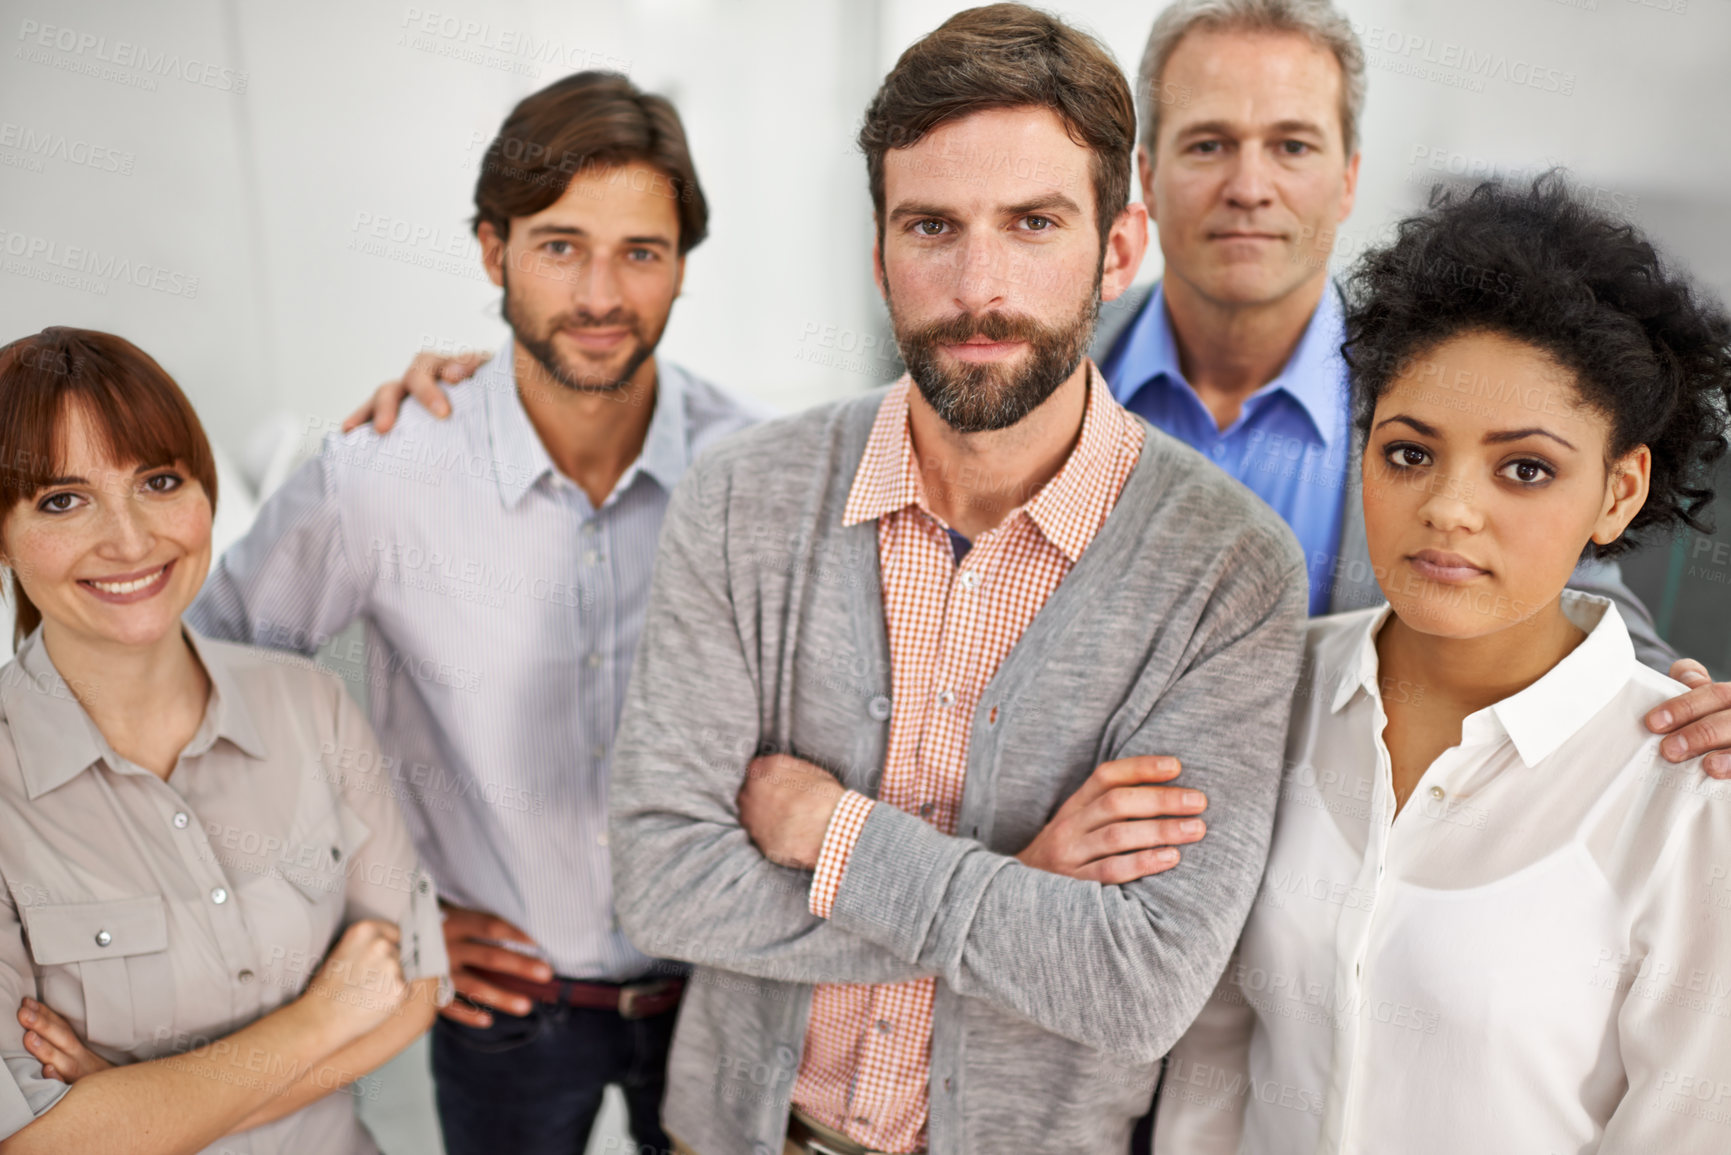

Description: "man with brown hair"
188 71 758 1155
606 6 1306 1154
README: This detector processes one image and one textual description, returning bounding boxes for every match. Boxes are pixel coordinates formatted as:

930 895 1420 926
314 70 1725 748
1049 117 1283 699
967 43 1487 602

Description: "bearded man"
189 71 757 1155
606 7 1308 1154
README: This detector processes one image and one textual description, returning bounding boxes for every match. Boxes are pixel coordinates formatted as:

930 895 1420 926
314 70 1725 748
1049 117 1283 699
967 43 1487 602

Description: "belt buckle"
802 1141 852 1155
617 978 673 1019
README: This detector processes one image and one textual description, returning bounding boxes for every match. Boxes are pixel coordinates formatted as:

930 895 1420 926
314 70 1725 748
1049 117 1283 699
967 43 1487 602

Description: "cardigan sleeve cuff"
809 790 876 918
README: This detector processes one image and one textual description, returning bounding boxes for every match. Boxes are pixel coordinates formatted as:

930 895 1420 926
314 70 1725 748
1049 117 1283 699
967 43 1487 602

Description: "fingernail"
1179 819 1204 835
1157 848 1179 863
19 1008 34 1025
1707 753 1730 777
1182 792 1205 808
1651 709 1672 730
1664 735 1688 760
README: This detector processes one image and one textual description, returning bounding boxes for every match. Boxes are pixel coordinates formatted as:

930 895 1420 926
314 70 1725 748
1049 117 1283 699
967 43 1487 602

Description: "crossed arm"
608 449 1311 1063
2 922 431 1155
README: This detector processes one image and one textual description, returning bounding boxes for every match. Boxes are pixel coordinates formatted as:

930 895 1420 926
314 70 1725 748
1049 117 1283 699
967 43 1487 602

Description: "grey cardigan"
1092 284 1679 671
609 388 1308 1154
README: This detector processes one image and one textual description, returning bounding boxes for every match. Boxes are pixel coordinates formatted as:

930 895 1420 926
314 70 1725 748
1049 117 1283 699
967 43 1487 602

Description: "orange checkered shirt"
795 365 1145 1152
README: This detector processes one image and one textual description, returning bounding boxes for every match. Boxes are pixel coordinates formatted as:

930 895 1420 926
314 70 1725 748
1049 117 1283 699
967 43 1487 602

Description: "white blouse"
1154 592 1731 1154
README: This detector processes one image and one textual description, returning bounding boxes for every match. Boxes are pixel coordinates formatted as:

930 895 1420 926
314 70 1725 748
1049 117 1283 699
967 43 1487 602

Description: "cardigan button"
867 695 892 721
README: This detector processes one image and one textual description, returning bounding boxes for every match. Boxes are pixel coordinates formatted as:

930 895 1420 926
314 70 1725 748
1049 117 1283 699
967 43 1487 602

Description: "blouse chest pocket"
19 895 168 1052
275 803 370 907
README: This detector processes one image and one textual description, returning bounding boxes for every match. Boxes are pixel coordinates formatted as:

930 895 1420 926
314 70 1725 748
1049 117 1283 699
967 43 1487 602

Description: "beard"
889 277 1101 434
502 267 656 395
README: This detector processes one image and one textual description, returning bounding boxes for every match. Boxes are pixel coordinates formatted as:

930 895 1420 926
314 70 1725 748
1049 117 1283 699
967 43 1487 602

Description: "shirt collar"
3 622 268 801
1330 591 1638 767
622 357 692 496
842 363 1132 564
484 342 692 508
1486 592 1636 765
482 344 555 509
1330 601 1395 714
1111 280 1348 448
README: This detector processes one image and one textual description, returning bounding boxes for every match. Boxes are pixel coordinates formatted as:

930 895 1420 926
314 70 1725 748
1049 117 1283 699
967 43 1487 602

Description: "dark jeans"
432 996 678 1155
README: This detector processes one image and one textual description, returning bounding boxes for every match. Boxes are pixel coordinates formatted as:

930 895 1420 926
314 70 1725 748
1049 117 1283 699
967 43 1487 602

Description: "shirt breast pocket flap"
277 804 371 904
20 895 167 1050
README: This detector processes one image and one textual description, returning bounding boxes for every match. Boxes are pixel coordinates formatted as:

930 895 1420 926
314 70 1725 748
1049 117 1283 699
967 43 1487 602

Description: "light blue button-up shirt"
190 345 760 979
1100 281 1352 613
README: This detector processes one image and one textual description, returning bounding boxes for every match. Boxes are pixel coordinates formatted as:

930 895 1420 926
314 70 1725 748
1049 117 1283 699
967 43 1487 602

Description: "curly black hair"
1342 173 1731 557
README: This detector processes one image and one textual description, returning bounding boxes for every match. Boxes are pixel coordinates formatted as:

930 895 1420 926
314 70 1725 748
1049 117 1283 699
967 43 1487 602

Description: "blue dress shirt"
1100 281 1352 614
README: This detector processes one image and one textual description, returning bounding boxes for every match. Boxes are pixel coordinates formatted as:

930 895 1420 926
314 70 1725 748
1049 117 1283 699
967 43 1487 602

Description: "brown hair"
472 71 709 254
0 328 217 649
857 3 1137 251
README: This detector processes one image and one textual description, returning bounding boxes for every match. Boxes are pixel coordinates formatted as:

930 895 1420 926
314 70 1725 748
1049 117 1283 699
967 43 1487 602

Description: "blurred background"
2 0 1728 1149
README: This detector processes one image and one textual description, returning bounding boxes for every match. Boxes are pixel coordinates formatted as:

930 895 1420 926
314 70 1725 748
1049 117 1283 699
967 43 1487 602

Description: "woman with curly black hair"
1151 175 1731 1154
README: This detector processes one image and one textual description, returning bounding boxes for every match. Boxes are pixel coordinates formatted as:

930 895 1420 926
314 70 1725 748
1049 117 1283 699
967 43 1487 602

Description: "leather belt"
786 1109 924 1155
468 966 684 1019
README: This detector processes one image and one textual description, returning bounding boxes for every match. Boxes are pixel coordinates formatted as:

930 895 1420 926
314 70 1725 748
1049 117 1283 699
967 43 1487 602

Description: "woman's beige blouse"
0 625 450 1154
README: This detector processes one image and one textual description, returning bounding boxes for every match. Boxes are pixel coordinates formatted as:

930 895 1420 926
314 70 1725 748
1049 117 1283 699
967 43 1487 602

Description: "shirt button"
582 549 601 565
958 571 978 590
210 887 229 905
586 652 604 668
936 689 955 708
918 803 934 818
1429 785 1445 800
1210 443 1225 457
581 521 598 536
171 811 189 829
853 1117 872 1127
592 744 608 760
94 929 112 947
597 831 610 847
330 845 342 862
238 969 255 984
776 1045 797 1066
867 695 892 721
876 1019 893 1034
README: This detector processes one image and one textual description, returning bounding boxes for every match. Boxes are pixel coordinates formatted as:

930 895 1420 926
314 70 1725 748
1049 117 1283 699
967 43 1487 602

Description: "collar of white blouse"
3 622 270 801
1328 589 1639 767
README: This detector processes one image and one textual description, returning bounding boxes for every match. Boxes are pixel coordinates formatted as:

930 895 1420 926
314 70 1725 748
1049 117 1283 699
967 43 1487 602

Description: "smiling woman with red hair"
0 327 449 1155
